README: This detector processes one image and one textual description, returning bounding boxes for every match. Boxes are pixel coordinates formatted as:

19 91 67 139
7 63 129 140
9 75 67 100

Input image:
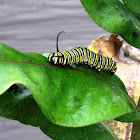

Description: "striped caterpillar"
48 31 117 75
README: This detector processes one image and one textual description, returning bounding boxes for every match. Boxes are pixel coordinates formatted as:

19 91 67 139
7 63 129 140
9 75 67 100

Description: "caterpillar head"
48 52 63 64
48 53 55 63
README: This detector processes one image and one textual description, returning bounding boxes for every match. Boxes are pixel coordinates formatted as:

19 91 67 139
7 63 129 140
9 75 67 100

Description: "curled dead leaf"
88 34 122 60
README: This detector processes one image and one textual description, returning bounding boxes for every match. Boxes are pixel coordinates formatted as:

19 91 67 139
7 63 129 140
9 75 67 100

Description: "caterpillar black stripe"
48 31 117 75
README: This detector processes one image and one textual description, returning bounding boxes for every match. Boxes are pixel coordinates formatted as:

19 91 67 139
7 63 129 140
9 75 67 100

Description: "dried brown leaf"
88 34 140 140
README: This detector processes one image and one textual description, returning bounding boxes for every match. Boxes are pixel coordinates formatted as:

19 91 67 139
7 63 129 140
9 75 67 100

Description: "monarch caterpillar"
48 31 117 75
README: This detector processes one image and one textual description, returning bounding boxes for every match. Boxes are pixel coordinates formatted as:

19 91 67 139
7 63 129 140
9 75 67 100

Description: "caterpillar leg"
110 72 114 76
71 64 76 68
96 69 100 73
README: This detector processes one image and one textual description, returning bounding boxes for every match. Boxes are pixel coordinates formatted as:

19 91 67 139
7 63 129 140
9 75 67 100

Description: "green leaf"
115 105 140 122
0 84 119 140
0 42 136 127
122 0 140 21
41 121 120 140
80 0 140 49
